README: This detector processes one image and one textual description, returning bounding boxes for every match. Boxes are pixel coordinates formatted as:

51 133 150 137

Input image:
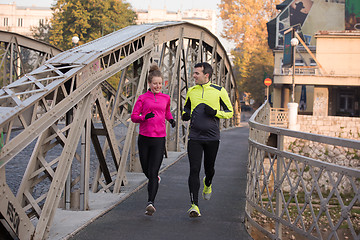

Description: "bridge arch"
0 21 239 239
0 30 62 86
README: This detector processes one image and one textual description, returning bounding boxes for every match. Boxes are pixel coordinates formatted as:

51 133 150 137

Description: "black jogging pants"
138 134 165 203
187 139 220 206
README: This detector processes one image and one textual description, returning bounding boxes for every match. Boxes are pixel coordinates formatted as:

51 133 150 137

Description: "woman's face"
149 76 163 94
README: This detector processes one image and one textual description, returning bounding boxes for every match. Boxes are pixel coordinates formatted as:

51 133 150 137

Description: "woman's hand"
169 119 176 128
145 112 155 119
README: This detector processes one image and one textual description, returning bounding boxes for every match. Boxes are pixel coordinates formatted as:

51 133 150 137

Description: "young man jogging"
182 62 233 217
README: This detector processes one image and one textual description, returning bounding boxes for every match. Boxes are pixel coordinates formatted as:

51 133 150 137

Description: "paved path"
69 126 252 240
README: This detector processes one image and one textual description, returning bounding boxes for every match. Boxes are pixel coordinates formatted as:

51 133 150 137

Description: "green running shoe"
202 177 212 200
188 204 201 217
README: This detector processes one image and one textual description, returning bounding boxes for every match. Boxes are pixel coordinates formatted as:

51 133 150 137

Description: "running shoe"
158 176 161 183
145 203 156 216
188 204 201 217
202 177 212 200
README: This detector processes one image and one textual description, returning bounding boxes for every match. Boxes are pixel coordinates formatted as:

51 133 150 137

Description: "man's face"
193 67 209 85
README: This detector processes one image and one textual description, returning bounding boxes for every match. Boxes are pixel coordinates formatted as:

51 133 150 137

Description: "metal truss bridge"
0 22 239 239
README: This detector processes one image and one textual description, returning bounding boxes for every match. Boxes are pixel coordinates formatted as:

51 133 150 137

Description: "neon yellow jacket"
182 81 233 140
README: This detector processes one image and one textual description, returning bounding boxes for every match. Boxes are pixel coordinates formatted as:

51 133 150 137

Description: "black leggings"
138 134 165 203
187 139 220 206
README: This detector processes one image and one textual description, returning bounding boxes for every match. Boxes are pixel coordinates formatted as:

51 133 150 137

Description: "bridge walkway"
68 125 252 240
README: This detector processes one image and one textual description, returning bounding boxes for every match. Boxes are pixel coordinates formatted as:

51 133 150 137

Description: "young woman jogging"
131 64 175 216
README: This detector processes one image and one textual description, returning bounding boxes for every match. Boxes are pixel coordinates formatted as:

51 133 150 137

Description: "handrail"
246 100 360 240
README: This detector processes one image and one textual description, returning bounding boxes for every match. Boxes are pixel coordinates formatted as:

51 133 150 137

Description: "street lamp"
290 37 299 102
72 36 79 47
288 37 299 130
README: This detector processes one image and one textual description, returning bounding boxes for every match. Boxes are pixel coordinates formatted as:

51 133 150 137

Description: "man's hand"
182 112 190 121
145 112 155 120
169 119 176 128
204 105 217 117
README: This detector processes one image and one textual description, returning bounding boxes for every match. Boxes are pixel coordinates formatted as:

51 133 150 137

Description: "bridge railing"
246 100 360 240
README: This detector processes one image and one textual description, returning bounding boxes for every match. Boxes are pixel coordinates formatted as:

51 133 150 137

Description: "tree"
219 0 281 106
50 0 137 50
31 21 52 44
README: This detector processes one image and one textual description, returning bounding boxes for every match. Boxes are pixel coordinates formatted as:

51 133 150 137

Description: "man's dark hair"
194 62 213 79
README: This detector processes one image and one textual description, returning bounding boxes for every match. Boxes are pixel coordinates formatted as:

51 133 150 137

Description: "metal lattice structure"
0 30 62 87
246 101 360 240
0 22 238 239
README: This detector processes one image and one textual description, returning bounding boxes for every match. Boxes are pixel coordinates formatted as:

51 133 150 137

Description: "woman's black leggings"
138 134 165 203
187 139 220 206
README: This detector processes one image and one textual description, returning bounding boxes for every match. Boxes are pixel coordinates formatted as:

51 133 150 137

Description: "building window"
4 18 8 26
295 59 304 66
308 59 317 74
18 18 23 27
295 59 304 74
338 93 354 115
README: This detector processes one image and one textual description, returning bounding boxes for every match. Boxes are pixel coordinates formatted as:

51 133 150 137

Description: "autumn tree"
219 0 281 106
50 0 136 50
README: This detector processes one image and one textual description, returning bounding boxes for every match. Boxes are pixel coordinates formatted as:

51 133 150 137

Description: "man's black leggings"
138 134 165 203
187 139 220 206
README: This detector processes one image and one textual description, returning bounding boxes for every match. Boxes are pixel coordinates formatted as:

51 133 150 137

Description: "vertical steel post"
65 110 73 210
275 133 284 239
10 43 14 84
80 125 86 211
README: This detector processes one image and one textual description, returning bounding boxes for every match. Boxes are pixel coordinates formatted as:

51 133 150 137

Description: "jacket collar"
197 81 211 87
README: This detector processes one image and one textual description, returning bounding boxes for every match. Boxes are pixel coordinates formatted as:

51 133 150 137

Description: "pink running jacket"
131 90 173 137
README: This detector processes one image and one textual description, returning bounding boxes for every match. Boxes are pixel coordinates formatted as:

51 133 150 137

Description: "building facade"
267 0 360 118
0 3 52 37
0 3 217 38
135 8 216 35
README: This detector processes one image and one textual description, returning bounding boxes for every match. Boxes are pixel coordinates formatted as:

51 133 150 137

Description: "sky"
0 0 234 51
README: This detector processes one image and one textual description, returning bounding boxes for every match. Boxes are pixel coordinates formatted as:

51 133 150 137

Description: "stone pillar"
313 87 329 117
288 102 299 130
273 87 282 108
283 87 290 108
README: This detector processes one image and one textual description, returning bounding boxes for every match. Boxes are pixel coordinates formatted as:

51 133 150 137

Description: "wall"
316 33 360 76
283 115 360 193
297 115 360 140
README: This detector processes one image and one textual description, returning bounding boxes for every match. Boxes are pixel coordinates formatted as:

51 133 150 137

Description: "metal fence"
270 108 288 128
246 100 360 240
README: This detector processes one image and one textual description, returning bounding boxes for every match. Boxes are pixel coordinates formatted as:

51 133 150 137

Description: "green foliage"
31 21 53 44
50 0 137 50
324 147 329 156
107 72 122 89
237 47 274 106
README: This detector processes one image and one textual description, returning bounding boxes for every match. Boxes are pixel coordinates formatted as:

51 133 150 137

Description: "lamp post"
72 36 79 47
290 37 299 102
288 37 299 130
